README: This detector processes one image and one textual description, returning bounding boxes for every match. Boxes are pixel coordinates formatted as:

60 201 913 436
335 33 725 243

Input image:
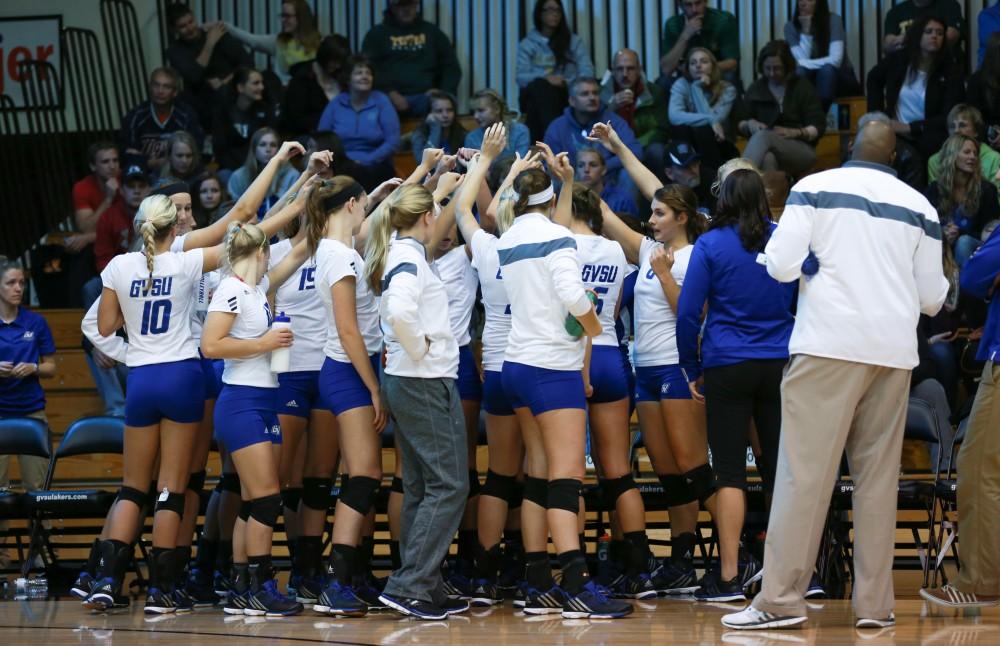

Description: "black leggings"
703 359 785 492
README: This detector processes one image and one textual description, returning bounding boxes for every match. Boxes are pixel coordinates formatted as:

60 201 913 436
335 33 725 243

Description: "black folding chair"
924 417 968 588
22 416 135 578
0 417 52 569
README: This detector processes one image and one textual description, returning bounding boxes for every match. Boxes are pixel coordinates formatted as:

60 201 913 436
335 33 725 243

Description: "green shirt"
884 0 963 38
928 142 1000 191
661 8 739 63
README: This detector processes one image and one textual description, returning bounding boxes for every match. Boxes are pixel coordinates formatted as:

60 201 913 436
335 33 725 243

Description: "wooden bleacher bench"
40 309 104 438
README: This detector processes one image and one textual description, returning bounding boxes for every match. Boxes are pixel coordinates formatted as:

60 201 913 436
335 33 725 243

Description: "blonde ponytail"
134 194 178 293
495 187 517 235
224 221 269 272
364 183 434 295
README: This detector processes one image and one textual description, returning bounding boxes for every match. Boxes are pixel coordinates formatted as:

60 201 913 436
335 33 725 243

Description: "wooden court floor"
2 593 998 645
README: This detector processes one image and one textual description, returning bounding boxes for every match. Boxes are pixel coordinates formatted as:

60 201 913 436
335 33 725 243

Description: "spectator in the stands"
967 33 1000 148
663 139 716 214
601 49 669 147
784 0 860 110
212 67 278 172
658 0 739 91
575 146 638 218
164 2 253 124
227 127 299 212
867 15 964 188
224 0 322 84
668 47 739 182
71 141 122 258
361 0 461 117
517 0 595 142
192 172 229 227
978 2 1000 67
317 55 400 190
883 0 963 55
94 160 150 273
120 67 203 173
925 134 1000 267
155 130 203 188
544 76 641 191
737 40 826 177
281 34 351 139
0 259 56 495
928 105 1000 188
464 89 530 157
411 90 467 161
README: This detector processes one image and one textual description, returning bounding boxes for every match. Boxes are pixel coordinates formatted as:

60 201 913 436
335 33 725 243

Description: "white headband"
525 185 554 206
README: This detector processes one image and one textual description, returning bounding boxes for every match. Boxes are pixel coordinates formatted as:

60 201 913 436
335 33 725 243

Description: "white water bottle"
269 312 292 373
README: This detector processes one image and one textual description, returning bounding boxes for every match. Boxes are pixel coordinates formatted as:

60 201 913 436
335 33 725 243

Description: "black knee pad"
153 489 186 517
217 472 241 494
481 470 519 505
547 478 582 514
302 477 332 511
238 500 252 521
599 474 637 506
658 474 698 507
117 486 148 508
390 476 404 494
340 476 380 515
522 476 548 507
249 494 283 528
281 487 302 511
682 464 717 505
187 470 206 495
467 469 481 498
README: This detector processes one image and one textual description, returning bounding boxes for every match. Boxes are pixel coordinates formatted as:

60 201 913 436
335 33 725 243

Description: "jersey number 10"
140 299 172 335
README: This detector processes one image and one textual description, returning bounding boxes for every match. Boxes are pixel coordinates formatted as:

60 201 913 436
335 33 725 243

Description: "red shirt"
614 79 642 130
94 201 134 271
72 174 123 213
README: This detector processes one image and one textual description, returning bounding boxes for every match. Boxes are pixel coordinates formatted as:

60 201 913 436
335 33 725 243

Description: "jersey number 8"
141 299 172 335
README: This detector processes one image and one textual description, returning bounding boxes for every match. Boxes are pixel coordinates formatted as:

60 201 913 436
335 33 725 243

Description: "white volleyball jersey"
633 238 691 367
168 233 217 342
497 213 591 371
470 230 511 372
574 234 627 348
100 249 205 367
269 239 327 371
434 246 478 347
315 238 382 363
209 275 277 388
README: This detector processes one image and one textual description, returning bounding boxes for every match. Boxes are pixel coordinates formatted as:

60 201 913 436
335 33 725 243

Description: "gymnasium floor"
2 574 998 645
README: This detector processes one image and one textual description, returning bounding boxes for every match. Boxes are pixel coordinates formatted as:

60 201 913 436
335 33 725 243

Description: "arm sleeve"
911 66 965 140
81 300 127 362
913 215 949 316
37 318 56 356
317 98 336 132
710 84 737 123
383 271 429 361
100 257 118 291
764 191 815 282
516 39 540 87
321 248 356 287
411 127 430 162
669 79 713 126
570 35 595 80
435 29 462 93
866 60 888 113
979 11 1000 67
960 227 1000 299
797 78 827 135
511 123 531 156
208 279 242 314
225 25 277 55
545 247 591 316
676 242 709 381
661 18 680 59
93 213 115 272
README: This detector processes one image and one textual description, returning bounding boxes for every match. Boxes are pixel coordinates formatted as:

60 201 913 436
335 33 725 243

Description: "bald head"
851 120 896 167
612 49 641 89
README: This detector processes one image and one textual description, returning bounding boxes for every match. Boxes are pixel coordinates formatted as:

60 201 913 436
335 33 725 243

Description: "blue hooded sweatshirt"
960 226 1000 362
317 91 400 166
542 106 642 176
677 222 797 382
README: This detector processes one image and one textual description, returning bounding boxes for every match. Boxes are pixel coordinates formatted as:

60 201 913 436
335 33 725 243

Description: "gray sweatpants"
382 374 469 605
742 130 816 176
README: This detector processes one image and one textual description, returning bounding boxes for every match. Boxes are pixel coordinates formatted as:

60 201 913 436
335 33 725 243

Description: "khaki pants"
751 355 910 619
956 361 1000 595
0 410 50 491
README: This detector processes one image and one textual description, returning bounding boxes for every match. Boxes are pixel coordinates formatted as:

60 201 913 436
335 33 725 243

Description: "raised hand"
277 140 306 161
420 147 445 170
306 150 333 175
586 121 623 153
481 122 507 160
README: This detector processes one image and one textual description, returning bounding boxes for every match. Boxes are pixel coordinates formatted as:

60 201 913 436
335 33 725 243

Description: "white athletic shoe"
855 612 895 629
722 605 808 630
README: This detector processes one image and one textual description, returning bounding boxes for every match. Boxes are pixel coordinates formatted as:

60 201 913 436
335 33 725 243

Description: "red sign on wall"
0 15 63 109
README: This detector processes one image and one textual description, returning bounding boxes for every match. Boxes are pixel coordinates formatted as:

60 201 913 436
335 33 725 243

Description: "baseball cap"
122 154 150 183
664 141 700 168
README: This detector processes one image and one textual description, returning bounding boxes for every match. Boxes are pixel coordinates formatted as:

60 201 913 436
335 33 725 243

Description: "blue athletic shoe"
522 585 571 615
562 581 634 619
313 580 367 617
244 579 303 617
